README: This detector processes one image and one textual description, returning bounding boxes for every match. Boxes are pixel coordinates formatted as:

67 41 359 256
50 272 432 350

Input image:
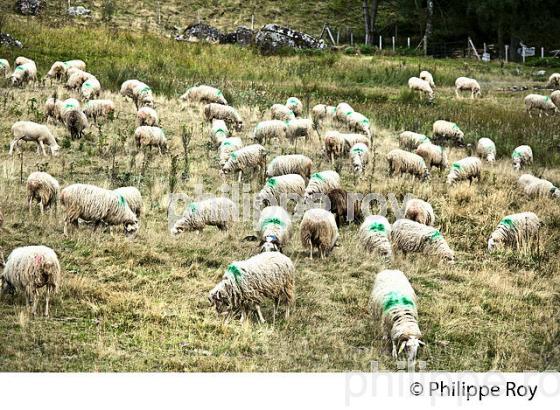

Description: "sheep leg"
255 305 266 324
29 292 38 316
391 340 398 358
44 288 50 317
330 152 334 164
237 171 242 183
28 195 33 213
284 306 290 320
309 242 313 260
39 140 47 156
455 89 460 98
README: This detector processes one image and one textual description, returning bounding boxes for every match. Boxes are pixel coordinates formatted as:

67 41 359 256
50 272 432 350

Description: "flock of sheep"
1 54 558 367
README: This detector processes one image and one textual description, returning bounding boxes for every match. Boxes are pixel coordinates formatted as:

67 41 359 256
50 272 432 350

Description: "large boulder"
255 24 325 55
220 26 255 46
175 23 223 43
14 0 42 15
0 33 23 48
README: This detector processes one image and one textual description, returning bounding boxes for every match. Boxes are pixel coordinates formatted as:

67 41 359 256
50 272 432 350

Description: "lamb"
10 62 37 86
446 157 482 185
208 252 295 323
551 90 560 109
221 144 267 182
266 154 313 179
475 137 496 162
0 246 61 317
419 70 435 88
350 143 369 175
487 212 541 252
324 130 347 163
358 215 392 260
512 145 533 171
204 103 243 131
455 76 481 98
415 142 448 170
9 121 60 156
113 186 143 217
546 73 560 89
270 104 295 121
326 188 363 226
171 197 237 234
120 79 143 99
404 198 435 226
64 110 89 140
432 120 465 146
369 269 424 363
524 94 558 116
286 118 315 142
256 174 306 208
83 99 116 123
137 106 159 127
0 59 10 77
210 119 229 146
386 149 430 181
180 85 227 105
46 60 86 81
80 77 101 100
218 137 243 167
304 170 341 199
518 174 560 198
311 104 336 128
134 126 168 154
66 69 94 91
253 120 287 144
26 171 60 214
60 184 139 236
257 206 292 253
132 82 155 108
391 219 454 262
399 131 430 151
335 102 354 123
300 208 339 259
286 97 303 117
408 77 434 101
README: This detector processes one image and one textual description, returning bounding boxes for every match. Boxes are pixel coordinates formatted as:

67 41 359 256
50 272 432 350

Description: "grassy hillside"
0 21 560 371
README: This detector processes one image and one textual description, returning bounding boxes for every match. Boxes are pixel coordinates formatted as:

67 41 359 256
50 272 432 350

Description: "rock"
14 0 42 15
68 6 91 16
255 24 325 55
175 23 223 43
221 26 254 46
0 32 23 48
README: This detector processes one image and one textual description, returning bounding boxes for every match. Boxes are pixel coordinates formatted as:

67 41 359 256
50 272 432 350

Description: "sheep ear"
418 340 425 346
398 341 406 354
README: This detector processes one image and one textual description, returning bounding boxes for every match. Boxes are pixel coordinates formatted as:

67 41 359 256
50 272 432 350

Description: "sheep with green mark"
511 145 533 171
386 149 430 181
455 76 481 98
335 102 354 123
180 85 227 105
80 77 101 100
399 131 430 151
257 206 292 253
304 170 341 199
524 94 558 116
518 174 560 199
134 126 167 154
252 120 287 144
10 61 37 86
358 215 393 260
113 186 143 217
300 208 338 259
171 197 237 235
132 82 155 109
220 144 267 182
392 219 454 262
311 104 337 128
475 137 496 162
286 97 303 117
350 143 369 175
415 141 447 170
120 79 143 99
346 111 371 138
204 103 243 131
432 120 465 146
270 103 295 121
46 59 86 81
488 212 541 252
209 119 229 146
446 156 482 185
65 69 94 91
266 154 313 179
218 137 243 167
257 174 306 208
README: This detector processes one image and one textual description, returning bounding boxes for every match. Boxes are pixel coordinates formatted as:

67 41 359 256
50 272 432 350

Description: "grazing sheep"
9 121 60 156
408 77 434 101
113 187 143 217
415 142 448 170
46 59 86 81
358 215 392 260
57 98 81 123
132 83 155 108
221 144 267 182
171 197 237 234
83 99 115 123
487 212 541 252
399 131 430 151
80 77 101 100
304 170 341 199
120 79 143 99
432 120 465 146
257 174 306 208
335 102 354 123
286 97 303 117
60 184 139 236
14 56 34 67
324 130 347 163
137 106 159 127
455 76 481 98
369 269 423 363
266 154 312 179
44 96 59 123
208 252 295 323
343 133 371 149
257 206 292 253
524 94 558 116
218 137 243 167
66 69 94 90
270 104 295 121
446 157 482 185
551 90 560 109
546 73 560 89
286 118 315 142
253 120 287 144
311 104 336 128
350 143 369 175
180 85 227 105
419 70 435 88
392 219 454 262
346 111 371 138
326 188 362 226
0 59 10 77
26 172 60 213
404 198 435 226
134 126 168 154
64 110 89 140
300 208 338 259
512 145 533 171
210 119 229 146
204 103 243 131
0 246 61 317
10 62 37 86
475 138 496 162
386 149 430 181
518 174 560 198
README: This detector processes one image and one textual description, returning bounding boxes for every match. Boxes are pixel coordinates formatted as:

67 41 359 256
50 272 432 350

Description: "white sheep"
134 126 168 154
300 208 339 259
26 171 60 213
64 110 89 140
14 56 34 67
137 106 159 127
335 102 354 123
204 103 243 131
546 73 560 89
270 104 295 121
132 82 155 108
286 97 303 117
171 197 237 234
399 131 430 151
66 69 94 91
524 94 558 116
369 269 424 363
392 219 454 262
218 137 243 167
446 156 482 185
311 104 336 128
408 77 434 101
518 174 560 198
46 59 86 81
551 90 560 109
253 120 287 144
358 215 393 260
432 120 465 146
343 133 371 149
286 118 314 142
113 186 143 217
208 252 295 323
57 98 81 123
323 130 347 163
346 111 371 138
404 198 435 226
386 149 430 181
221 144 267 182
350 143 369 175
257 206 292 253
9 121 60 156
455 76 481 98
80 77 101 100
210 119 229 146
257 174 306 208
419 70 435 88
180 85 227 105
83 99 115 123
487 212 541 252
1 246 61 317
512 145 533 171
120 79 143 99
415 142 448 170
475 138 496 162
266 154 313 179
304 170 341 199
10 62 37 86
0 59 11 78
60 184 139 236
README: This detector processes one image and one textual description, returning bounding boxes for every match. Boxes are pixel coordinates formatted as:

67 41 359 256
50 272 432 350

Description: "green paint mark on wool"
215 128 226 135
117 195 126 207
230 152 238 160
430 230 442 240
311 172 325 181
545 96 550 102
345 111 353 116
368 222 386 234
222 140 232 147
140 86 151 94
0 61 6 67
64 103 77 109
267 178 278 187
216 90 223 96
383 291 415 312
420 135 429 142
261 217 286 229
83 81 93 88
452 162 461 170
227 263 243 282
15 66 25 71
361 119 369 125
188 202 198 213
499 217 514 228
351 146 365 154
512 150 522 159
452 124 460 131
287 98 298 104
